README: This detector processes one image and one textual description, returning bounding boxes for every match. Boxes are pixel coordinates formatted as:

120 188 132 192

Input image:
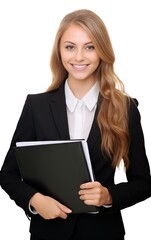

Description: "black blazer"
0 83 151 239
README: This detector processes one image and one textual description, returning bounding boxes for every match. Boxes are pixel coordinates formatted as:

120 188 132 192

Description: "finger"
79 186 102 196
80 194 91 201
80 182 94 189
59 212 68 219
57 202 72 214
80 181 100 189
82 199 101 206
79 193 102 207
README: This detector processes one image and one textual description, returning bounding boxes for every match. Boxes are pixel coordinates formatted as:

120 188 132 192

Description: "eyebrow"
63 41 93 45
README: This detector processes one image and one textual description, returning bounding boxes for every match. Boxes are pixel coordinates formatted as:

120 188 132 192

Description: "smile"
71 64 89 71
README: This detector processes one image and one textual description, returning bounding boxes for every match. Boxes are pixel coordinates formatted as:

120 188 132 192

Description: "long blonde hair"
47 9 130 169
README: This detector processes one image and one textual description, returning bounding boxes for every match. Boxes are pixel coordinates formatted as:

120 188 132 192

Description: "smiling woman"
0 8 151 240
59 24 100 98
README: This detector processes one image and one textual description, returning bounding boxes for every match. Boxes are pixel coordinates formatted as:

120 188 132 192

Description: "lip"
71 64 89 71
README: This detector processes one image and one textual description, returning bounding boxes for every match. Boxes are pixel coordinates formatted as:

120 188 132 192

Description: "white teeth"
72 64 87 70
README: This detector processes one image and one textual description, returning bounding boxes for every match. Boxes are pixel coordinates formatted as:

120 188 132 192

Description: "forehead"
61 24 92 44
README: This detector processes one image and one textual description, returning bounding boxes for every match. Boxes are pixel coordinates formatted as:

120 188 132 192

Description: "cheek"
61 53 71 65
94 57 101 67
60 52 67 66
89 52 100 64
61 55 71 70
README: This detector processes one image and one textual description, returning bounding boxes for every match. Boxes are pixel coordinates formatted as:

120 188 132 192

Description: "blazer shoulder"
128 97 141 126
26 88 61 103
131 97 139 106
128 97 139 111
27 89 55 99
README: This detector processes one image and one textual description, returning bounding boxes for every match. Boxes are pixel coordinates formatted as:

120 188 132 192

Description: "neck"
67 78 97 99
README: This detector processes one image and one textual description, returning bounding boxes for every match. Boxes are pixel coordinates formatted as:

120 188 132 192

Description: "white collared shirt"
65 80 100 140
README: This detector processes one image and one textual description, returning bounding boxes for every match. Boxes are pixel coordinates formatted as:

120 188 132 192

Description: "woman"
0 9 151 240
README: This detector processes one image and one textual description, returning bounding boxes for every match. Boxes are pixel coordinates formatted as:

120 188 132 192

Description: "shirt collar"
65 80 100 113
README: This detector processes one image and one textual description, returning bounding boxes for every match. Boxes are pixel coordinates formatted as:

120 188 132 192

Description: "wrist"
29 192 42 214
104 187 112 205
30 192 42 208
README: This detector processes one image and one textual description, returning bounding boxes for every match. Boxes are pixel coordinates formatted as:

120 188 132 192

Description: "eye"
65 45 75 51
86 45 95 50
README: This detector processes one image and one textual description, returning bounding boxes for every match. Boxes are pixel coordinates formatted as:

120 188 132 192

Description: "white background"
0 0 151 239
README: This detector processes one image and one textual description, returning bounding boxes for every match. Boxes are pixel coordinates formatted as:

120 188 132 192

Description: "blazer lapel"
49 83 70 140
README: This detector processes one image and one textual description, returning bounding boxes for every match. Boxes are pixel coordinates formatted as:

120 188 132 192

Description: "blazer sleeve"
0 95 38 215
107 99 151 211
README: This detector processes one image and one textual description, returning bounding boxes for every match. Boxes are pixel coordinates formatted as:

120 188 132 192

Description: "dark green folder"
14 141 99 214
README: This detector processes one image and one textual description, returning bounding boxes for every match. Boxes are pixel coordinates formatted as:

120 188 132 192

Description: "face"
60 24 100 84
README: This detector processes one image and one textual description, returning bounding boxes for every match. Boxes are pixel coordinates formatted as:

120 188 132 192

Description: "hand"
79 181 112 207
30 192 72 220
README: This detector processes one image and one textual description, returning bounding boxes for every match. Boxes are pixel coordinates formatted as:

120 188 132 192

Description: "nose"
75 49 84 61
